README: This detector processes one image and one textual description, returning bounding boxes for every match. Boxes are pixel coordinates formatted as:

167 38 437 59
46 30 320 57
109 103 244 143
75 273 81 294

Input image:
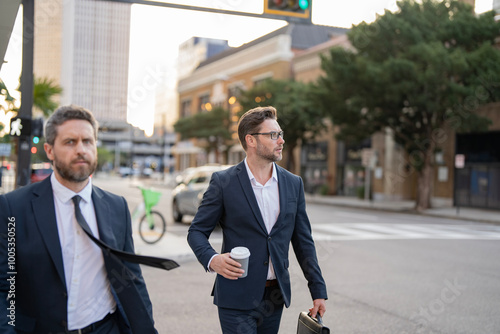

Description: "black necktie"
71 195 179 270
72 195 178 334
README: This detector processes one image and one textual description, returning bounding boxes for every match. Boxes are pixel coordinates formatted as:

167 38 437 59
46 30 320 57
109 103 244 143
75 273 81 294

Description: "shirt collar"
51 173 93 205
244 158 278 185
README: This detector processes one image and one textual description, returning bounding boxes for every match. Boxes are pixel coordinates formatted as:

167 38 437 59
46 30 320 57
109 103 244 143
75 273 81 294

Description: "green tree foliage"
32 77 63 117
97 146 114 171
0 78 15 142
239 79 326 172
174 107 232 163
312 0 500 211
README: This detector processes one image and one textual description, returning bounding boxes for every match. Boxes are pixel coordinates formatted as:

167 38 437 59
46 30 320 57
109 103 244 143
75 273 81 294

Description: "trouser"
218 283 285 334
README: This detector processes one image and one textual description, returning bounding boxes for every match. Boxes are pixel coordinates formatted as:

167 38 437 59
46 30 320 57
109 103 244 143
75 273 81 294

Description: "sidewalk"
305 194 500 225
143 173 500 225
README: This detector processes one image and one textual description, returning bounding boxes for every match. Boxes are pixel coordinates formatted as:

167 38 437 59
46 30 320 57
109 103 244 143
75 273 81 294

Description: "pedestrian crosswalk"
312 223 500 241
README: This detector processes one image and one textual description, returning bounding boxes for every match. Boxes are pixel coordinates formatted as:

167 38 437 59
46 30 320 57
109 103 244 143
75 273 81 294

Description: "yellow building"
175 24 347 171
176 20 500 210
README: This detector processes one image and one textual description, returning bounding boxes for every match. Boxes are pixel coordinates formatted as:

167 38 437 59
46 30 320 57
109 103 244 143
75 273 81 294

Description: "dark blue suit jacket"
0 176 155 333
188 161 327 310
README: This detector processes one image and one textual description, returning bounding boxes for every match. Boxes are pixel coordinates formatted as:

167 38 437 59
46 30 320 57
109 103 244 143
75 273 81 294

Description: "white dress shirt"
244 158 280 280
51 174 116 330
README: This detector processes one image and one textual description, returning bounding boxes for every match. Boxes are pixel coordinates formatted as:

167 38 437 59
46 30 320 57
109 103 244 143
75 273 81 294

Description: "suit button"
268 237 272 241
264 261 269 265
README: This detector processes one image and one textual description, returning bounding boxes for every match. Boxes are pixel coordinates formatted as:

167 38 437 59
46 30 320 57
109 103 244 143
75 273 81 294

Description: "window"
181 99 192 118
198 94 211 112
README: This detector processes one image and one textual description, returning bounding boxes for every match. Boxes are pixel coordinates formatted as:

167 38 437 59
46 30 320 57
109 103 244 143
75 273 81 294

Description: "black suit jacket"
0 176 155 333
188 161 327 310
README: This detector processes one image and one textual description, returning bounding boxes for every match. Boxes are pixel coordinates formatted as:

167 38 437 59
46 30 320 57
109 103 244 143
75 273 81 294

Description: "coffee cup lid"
230 247 250 259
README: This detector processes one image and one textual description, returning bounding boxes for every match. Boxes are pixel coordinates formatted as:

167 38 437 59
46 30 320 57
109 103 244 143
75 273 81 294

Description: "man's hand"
209 253 244 279
309 299 326 318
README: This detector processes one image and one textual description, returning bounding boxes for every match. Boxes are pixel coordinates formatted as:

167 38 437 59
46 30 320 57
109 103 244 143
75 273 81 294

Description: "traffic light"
264 0 311 22
32 118 44 137
9 117 32 137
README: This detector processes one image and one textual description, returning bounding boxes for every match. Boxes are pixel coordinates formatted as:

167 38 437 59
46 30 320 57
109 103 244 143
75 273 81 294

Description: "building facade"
175 8 499 210
175 24 347 171
34 0 131 123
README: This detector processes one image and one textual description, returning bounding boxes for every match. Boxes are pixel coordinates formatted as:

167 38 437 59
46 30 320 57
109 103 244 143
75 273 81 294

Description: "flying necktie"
72 195 179 270
72 195 178 334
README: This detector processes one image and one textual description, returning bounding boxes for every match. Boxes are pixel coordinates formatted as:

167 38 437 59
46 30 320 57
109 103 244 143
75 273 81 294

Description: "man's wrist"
207 253 218 273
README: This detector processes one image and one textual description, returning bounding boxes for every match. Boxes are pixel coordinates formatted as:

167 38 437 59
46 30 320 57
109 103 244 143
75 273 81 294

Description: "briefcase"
297 311 330 334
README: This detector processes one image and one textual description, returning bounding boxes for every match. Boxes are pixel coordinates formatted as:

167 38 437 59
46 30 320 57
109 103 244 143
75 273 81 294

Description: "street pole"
16 0 34 187
364 165 371 200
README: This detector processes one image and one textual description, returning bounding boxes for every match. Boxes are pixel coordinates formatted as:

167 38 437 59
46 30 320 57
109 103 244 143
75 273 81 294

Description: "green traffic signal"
264 0 311 21
33 136 40 144
298 0 309 10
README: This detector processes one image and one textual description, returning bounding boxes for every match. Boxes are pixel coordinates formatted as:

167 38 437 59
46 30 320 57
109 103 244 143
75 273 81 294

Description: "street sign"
361 148 373 167
0 143 11 157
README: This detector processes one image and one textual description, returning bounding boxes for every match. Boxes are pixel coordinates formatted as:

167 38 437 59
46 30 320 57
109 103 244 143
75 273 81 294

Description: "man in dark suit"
188 106 327 333
0 105 157 333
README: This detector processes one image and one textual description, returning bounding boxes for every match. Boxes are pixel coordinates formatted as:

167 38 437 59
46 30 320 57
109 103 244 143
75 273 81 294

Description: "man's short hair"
237 106 277 151
44 105 99 145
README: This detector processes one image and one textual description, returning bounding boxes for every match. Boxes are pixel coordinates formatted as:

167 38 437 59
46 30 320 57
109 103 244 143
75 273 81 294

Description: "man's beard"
256 141 283 163
53 155 97 183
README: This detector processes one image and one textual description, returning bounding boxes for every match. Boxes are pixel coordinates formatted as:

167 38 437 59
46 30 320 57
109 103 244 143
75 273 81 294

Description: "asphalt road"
93 174 500 334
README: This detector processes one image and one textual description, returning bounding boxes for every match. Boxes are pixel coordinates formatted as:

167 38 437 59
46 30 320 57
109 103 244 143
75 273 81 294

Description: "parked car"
172 164 231 223
31 165 52 183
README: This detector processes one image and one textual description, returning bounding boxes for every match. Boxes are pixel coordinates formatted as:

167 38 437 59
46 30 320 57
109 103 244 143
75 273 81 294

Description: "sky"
1 0 495 136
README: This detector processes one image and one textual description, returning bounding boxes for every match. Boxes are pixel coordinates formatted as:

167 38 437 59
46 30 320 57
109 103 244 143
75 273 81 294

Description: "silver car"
172 164 231 223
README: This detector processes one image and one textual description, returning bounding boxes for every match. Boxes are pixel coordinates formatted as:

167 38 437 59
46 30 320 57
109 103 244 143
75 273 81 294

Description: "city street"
93 174 500 334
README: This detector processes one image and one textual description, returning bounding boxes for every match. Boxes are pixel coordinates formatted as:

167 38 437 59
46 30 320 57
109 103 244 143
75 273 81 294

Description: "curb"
305 195 500 225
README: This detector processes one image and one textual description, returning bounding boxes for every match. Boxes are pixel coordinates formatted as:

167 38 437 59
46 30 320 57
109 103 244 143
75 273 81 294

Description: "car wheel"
172 199 183 223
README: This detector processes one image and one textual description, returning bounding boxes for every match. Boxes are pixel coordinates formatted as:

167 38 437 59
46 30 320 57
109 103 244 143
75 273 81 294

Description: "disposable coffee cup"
230 247 250 278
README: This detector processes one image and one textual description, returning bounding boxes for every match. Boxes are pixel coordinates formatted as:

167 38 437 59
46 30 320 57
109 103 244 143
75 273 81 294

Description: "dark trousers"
91 313 120 334
218 285 285 334
70 312 120 334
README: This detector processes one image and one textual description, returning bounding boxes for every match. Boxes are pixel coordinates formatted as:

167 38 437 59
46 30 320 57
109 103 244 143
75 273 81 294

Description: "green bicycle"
135 187 166 244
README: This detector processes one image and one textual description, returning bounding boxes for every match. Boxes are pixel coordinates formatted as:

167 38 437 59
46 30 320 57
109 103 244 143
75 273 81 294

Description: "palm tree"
32 77 62 117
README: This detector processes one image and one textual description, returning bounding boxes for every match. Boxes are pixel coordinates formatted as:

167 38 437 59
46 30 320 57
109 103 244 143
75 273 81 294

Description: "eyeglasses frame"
250 131 284 140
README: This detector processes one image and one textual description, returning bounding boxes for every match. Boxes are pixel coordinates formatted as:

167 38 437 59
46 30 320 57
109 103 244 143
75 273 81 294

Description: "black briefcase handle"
297 311 330 334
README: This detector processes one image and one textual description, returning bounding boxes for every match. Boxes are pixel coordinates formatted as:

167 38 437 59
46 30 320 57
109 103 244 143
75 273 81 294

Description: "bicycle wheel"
138 210 166 244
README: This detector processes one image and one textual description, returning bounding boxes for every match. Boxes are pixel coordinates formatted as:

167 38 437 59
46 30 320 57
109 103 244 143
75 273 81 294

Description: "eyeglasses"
250 131 284 140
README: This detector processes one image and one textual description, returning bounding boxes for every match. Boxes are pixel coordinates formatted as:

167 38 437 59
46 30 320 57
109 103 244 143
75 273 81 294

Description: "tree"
239 79 327 173
174 107 232 163
0 76 62 139
0 78 16 141
97 146 114 171
312 0 500 211
32 77 63 117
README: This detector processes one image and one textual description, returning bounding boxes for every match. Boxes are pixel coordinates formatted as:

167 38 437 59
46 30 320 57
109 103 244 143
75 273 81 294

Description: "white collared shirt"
51 174 116 330
244 158 280 280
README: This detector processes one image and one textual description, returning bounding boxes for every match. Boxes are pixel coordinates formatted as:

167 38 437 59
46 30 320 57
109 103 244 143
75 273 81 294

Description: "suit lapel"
272 165 288 233
32 178 66 288
92 186 117 247
236 161 268 235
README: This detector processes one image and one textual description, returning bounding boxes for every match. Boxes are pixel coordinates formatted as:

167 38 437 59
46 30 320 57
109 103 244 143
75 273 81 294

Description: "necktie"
72 195 177 334
71 195 179 270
